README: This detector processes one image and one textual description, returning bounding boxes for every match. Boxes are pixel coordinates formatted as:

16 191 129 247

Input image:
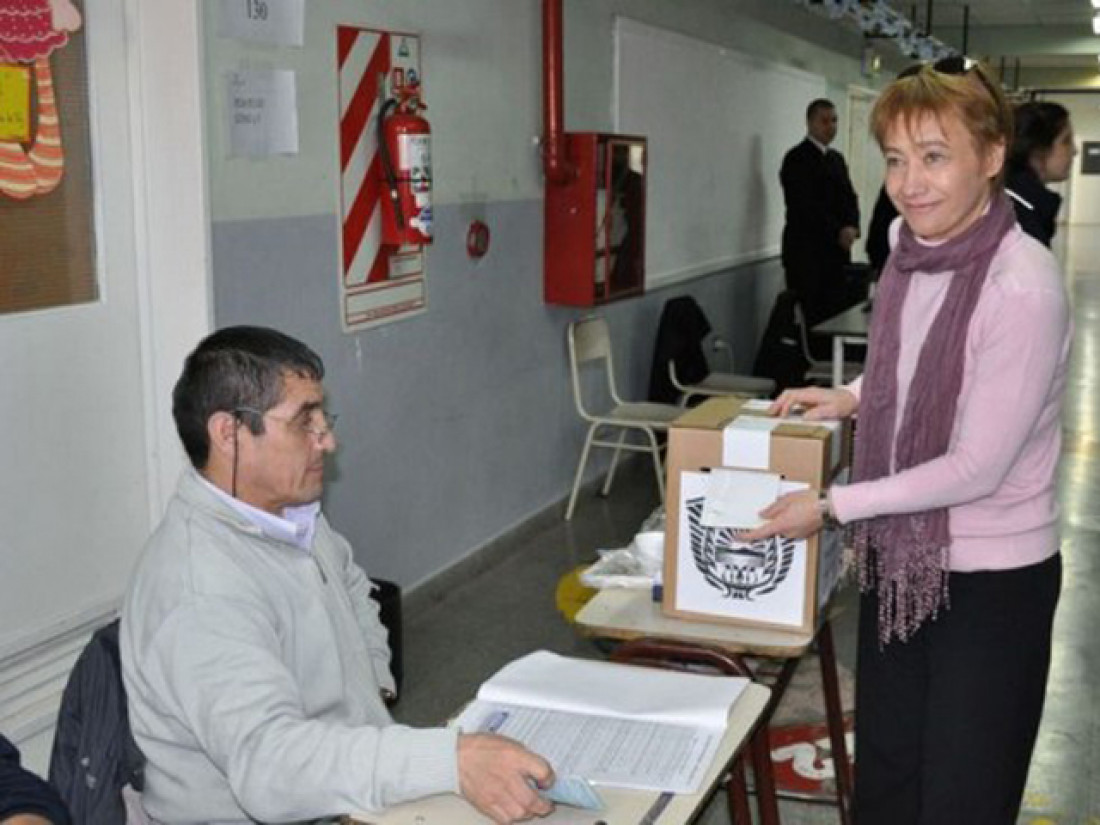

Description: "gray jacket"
120 469 458 823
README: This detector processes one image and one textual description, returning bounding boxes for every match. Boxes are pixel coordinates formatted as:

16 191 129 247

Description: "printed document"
455 650 748 793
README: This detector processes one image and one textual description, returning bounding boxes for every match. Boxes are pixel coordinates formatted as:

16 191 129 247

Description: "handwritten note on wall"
225 68 299 158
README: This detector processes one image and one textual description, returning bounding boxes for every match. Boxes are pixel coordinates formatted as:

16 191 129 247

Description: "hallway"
391 224 1099 824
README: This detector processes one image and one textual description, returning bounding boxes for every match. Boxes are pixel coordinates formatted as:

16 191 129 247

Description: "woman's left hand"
738 489 823 542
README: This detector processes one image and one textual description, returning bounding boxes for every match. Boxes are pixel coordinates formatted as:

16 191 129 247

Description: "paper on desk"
457 702 719 794
699 468 782 529
475 650 745 730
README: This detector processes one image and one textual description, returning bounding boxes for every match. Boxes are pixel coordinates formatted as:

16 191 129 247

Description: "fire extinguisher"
378 87 432 246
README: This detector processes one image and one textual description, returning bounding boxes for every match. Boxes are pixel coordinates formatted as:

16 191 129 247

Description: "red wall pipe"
542 0 575 185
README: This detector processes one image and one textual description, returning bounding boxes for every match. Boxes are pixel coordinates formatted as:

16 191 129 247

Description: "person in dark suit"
780 99 861 326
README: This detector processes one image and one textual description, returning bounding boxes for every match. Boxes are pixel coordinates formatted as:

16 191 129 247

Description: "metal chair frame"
565 317 682 521
793 302 862 386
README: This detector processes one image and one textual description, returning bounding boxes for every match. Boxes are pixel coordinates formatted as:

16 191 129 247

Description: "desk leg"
818 620 853 825
750 657 798 825
832 335 843 387
749 722 781 825
725 754 752 825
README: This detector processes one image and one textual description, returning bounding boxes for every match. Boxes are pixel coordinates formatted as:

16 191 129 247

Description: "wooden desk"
575 588 852 825
355 683 770 825
813 303 869 387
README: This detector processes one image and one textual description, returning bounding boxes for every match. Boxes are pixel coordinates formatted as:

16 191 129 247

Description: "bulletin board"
0 0 97 315
613 17 827 288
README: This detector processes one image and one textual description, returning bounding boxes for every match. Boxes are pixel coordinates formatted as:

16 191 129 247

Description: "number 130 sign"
218 0 304 46
243 0 269 21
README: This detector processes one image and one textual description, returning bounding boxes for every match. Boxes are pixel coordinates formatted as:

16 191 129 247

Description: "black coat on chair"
648 296 712 404
753 290 810 394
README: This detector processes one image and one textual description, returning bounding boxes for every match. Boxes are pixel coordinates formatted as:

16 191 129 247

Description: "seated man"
0 735 70 825
120 326 553 824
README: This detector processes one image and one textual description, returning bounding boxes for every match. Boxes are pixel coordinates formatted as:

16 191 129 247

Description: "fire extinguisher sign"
335 24 428 332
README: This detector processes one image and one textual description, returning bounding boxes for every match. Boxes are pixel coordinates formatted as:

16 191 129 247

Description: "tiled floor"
391 224 1100 824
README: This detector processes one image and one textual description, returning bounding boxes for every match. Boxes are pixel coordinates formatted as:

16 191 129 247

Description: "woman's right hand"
770 386 858 420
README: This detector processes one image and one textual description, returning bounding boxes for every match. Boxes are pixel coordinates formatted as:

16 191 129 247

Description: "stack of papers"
456 650 748 794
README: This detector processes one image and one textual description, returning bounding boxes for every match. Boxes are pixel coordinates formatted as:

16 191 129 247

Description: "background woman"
743 62 1072 824
1006 100 1077 247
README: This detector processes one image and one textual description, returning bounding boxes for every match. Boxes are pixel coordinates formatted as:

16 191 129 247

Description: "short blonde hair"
871 62 1012 180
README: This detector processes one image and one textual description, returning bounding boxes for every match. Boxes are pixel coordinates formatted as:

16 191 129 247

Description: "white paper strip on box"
726 399 844 476
722 415 781 469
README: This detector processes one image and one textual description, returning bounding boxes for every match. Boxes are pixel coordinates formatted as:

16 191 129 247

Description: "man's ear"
207 410 242 462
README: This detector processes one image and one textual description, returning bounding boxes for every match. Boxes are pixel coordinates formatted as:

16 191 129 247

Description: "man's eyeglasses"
234 406 338 440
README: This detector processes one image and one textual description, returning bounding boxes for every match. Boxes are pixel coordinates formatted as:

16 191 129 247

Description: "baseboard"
402 494 568 619
401 460 639 617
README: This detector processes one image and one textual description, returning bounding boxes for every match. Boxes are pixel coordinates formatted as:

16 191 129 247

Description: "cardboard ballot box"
662 397 850 633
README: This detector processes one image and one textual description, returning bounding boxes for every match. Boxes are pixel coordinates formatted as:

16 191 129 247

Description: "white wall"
204 0 545 222
1058 93 1100 226
0 0 211 770
204 0 873 593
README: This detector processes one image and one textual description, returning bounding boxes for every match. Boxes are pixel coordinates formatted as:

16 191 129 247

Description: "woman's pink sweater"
831 225 1072 571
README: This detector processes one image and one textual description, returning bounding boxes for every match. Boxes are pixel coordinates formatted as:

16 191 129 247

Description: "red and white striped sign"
336 25 425 331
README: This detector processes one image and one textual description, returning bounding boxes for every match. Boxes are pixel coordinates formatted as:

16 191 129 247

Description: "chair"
566 317 683 521
49 618 147 824
793 302 862 386
668 357 776 407
650 296 775 406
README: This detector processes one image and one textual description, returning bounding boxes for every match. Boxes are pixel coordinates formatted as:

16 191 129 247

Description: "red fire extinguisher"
378 87 432 246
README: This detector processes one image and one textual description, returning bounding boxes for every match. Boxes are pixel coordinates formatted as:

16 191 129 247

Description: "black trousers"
853 553 1062 825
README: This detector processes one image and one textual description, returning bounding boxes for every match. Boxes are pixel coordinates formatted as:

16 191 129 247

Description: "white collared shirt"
198 475 320 551
808 135 830 155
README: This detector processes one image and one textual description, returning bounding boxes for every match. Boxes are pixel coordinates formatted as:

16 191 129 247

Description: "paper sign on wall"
218 0 305 47
226 68 299 158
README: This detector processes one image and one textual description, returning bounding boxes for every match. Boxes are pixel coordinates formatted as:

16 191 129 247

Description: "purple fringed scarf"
852 192 1016 644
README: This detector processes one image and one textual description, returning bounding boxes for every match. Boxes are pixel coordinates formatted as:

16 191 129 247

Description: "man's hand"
458 733 555 824
838 225 859 252
769 386 858 421
739 488 823 542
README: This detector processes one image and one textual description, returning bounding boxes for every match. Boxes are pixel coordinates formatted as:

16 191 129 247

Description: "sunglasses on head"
897 55 1001 102
898 55 972 79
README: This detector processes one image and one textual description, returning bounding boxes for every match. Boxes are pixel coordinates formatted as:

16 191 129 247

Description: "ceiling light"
1095 13 1100 35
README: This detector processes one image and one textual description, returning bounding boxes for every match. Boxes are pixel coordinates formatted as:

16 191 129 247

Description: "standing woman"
1006 101 1078 247
743 62 1072 824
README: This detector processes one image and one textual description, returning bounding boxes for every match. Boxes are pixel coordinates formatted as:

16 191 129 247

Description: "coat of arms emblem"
685 496 795 600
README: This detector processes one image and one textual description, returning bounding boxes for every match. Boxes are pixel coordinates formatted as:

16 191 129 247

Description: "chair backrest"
568 317 622 419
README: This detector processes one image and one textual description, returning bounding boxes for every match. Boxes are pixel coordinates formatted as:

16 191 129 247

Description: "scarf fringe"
851 524 951 646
